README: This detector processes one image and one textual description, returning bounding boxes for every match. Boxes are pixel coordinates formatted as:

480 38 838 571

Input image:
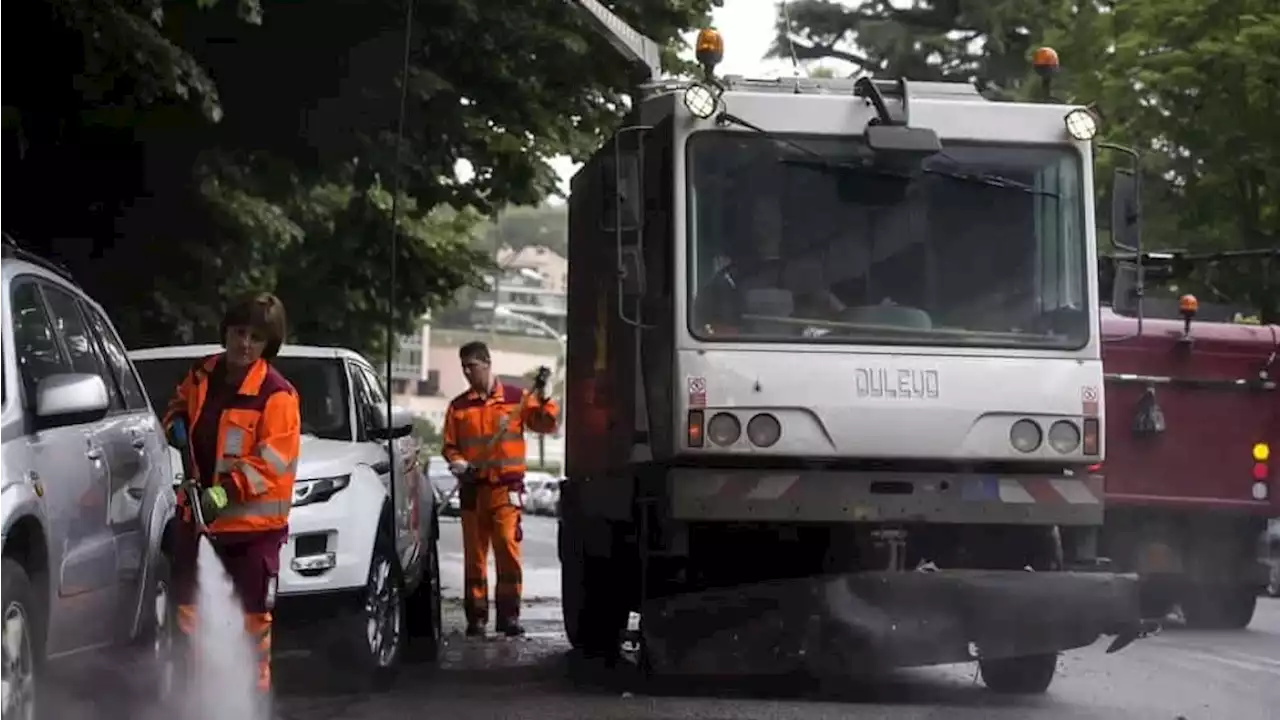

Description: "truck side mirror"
1110 167 1140 252
600 153 642 233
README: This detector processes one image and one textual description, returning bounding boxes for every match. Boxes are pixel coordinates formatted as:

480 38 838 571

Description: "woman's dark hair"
220 292 288 360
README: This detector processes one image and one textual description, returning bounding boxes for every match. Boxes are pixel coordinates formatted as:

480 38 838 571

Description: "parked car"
2 240 177 720
427 457 460 518
128 343 442 686
524 472 560 516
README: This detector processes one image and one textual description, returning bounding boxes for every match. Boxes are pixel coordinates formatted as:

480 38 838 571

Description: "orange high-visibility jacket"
163 355 301 533
442 382 559 486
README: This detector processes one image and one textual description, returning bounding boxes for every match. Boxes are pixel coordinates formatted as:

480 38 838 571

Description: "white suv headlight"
293 475 350 507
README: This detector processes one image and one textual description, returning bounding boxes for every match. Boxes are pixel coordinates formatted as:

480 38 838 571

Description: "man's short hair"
459 341 491 364
221 292 288 360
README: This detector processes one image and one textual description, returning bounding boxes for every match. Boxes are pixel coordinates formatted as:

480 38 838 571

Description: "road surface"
43 513 1280 719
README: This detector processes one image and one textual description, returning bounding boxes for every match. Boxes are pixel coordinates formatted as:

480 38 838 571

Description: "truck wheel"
2 558 42 720
559 519 626 660
1181 585 1257 629
332 540 405 690
979 652 1058 694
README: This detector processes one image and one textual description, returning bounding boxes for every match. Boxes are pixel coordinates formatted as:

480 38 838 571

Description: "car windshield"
132 355 353 441
686 132 1090 349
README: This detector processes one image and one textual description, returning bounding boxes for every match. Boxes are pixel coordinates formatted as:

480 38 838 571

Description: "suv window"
10 281 72 405
82 302 149 411
348 364 376 441
42 284 124 411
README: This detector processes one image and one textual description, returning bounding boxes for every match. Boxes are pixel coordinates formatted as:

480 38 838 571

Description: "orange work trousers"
459 481 524 624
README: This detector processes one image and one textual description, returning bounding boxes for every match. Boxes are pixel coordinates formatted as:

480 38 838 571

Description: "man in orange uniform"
163 292 301 697
443 341 559 637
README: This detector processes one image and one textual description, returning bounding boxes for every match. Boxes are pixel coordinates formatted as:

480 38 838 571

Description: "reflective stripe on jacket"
163 354 301 533
442 382 559 485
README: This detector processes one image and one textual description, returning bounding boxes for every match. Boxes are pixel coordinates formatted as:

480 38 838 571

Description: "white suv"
128 344 441 685
2 240 177 719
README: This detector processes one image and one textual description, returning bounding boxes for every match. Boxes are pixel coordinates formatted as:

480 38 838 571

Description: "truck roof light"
1064 107 1099 141
1032 47 1060 73
1254 442 1271 462
695 28 724 71
1179 294 1200 314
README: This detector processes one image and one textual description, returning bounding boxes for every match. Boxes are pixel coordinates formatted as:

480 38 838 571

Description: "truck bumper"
669 468 1106 526
640 569 1152 676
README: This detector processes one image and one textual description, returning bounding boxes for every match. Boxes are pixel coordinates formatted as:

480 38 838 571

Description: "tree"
5 0 720 355
770 0 1058 96
483 205 569 257
1044 0 1279 317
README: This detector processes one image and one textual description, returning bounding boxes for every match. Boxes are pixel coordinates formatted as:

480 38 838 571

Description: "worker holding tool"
163 291 301 697
443 341 559 637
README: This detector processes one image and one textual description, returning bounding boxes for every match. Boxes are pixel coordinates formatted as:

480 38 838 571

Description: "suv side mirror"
369 405 414 440
1110 167 1141 252
35 373 109 419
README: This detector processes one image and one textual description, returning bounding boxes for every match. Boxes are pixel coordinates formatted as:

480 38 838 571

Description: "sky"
458 0 858 202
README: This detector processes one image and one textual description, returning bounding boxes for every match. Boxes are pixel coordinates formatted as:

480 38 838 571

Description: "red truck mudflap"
640 569 1151 676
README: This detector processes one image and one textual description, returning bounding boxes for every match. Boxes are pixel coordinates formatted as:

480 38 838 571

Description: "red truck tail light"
1082 418 1100 456
687 410 705 448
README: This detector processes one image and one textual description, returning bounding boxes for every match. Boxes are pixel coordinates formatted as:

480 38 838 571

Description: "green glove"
200 486 229 521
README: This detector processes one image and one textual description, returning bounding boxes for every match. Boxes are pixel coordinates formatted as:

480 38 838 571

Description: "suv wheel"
406 524 443 662
2 559 40 720
331 540 405 691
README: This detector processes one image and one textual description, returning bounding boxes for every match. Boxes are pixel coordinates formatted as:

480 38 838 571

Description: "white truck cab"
557 3 1148 696
128 343 442 684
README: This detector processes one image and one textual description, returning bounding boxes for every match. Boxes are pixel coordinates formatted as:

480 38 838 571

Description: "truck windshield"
132 355 353 442
686 131 1090 349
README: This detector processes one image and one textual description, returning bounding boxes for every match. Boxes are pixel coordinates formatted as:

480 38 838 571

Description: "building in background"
381 243 567 468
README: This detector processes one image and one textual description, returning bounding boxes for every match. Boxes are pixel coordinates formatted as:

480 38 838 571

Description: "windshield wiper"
924 165 1058 197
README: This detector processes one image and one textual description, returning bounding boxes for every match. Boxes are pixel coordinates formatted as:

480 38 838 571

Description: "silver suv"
1 240 177 719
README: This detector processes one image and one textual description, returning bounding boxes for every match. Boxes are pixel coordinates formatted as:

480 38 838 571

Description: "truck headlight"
293 475 350 508
708 413 742 446
1048 420 1082 453
683 83 719 119
1010 419 1043 453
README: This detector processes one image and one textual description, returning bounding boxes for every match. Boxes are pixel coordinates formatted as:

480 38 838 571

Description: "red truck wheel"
1181 585 1257 629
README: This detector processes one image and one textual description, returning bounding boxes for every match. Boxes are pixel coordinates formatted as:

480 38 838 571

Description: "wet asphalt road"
43 514 1280 719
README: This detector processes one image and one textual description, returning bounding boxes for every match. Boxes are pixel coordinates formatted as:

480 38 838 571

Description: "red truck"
1098 250 1278 628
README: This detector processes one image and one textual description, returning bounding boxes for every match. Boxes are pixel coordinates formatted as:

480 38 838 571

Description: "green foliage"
412 416 442 452
6 0 720 356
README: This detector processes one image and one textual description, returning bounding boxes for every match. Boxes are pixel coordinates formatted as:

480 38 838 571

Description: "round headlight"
747 413 782 448
707 412 741 446
683 83 719 119
1010 419 1043 453
1064 108 1099 141
1048 420 1081 454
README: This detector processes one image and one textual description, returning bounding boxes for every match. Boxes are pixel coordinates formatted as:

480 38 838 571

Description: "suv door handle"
131 432 147 449
86 447 104 460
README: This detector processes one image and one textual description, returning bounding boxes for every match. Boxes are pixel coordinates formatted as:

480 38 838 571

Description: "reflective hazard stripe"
472 457 524 471
218 498 291 520
458 432 522 448
257 443 295 475
236 461 271 494
223 427 246 456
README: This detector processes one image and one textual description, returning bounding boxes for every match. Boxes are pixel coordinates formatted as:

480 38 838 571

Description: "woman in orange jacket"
163 292 301 699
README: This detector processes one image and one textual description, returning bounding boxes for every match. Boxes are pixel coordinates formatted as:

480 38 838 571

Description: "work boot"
465 620 486 637
496 617 525 638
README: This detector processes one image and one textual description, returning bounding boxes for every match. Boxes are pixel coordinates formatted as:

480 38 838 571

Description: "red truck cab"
1099 260 1278 628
